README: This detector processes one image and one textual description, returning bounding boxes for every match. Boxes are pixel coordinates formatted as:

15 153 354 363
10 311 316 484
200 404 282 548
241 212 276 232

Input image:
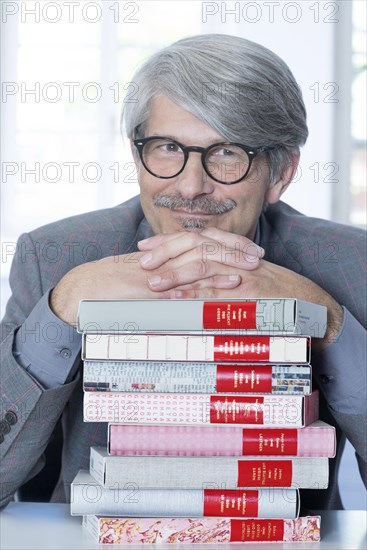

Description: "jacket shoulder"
12 196 150 291
262 201 366 245
27 195 145 242
261 201 366 327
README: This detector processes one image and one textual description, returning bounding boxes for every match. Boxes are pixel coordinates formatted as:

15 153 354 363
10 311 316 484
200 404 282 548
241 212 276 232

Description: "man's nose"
175 152 215 199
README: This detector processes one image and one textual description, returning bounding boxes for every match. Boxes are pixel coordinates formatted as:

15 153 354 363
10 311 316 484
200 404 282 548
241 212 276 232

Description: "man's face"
133 95 277 240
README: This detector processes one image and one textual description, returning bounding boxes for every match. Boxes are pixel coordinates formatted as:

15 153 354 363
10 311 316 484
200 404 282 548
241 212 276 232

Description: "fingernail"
229 275 240 281
245 245 264 258
246 254 260 262
138 238 151 245
140 253 153 265
148 275 162 287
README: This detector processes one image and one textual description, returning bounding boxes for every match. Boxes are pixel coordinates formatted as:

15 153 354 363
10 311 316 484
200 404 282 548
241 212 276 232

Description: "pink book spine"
108 422 335 457
84 515 321 544
84 391 319 426
84 390 319 426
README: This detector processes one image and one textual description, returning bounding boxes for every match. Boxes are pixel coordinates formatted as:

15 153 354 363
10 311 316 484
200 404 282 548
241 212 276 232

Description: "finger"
139 230 264 260
140 233 261 271
158 275 241 298
147 260 241 291
165 288 217 299
165 242 261 272
199 242 261 270
138 233 179 251
177 274 241 291
201 227 265 259
140 232 217 270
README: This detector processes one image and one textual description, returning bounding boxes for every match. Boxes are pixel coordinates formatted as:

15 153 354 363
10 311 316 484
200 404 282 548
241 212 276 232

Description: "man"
1 34 366 510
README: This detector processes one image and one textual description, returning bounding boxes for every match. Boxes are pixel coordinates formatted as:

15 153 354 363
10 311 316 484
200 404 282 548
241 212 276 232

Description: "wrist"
312 301 344 353
50 270 81 326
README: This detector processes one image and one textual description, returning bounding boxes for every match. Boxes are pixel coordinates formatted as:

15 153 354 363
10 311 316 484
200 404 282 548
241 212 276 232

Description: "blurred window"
350 0 367 227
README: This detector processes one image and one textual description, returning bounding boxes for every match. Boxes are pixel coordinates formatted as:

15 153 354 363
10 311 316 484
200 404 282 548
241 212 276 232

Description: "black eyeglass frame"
133 136 278 184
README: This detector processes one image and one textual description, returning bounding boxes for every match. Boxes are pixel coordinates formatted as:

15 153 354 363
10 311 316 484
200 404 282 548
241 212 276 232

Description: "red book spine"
213 336 271 361
203 301 257 329
216 364 273 392
203 490 259 517
209 396 264 424
238 460 293 487
230 519 285 542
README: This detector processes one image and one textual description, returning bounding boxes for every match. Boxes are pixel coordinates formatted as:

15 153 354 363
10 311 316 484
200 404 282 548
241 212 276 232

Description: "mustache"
152 193 237 215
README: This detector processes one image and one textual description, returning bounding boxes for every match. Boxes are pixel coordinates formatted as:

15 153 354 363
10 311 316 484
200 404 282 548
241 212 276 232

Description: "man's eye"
217 148 234 156
161 143 180 152
208 146 245 162
208 148 235 159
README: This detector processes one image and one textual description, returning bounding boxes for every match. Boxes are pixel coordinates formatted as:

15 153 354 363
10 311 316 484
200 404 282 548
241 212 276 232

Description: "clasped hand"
138 227 263 297
137 227 304 301
51 227 343 350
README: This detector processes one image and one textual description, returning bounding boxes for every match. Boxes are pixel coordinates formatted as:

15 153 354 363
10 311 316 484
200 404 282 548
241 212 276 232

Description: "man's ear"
265 153 300 204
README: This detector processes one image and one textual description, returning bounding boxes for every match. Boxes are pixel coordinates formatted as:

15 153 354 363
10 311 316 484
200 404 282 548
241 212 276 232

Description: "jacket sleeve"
14 290 82 389
311 307 367 488
0 233 80 509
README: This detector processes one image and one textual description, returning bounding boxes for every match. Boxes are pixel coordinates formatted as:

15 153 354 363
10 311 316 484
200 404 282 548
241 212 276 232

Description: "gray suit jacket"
1 196 366 510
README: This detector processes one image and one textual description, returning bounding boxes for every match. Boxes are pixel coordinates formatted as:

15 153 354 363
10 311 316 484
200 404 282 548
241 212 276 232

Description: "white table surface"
0 503 366 549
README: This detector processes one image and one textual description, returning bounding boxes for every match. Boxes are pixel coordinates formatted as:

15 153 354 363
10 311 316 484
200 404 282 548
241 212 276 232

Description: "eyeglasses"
133 135 278 184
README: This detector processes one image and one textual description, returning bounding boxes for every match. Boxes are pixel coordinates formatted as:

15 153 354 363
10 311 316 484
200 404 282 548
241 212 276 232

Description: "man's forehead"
145 95 225 144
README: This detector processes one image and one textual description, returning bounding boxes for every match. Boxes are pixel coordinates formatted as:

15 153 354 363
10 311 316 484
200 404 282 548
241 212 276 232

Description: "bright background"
1 0 366 509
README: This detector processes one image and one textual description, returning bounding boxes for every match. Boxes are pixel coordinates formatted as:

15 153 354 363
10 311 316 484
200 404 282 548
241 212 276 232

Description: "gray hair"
122 34 308 182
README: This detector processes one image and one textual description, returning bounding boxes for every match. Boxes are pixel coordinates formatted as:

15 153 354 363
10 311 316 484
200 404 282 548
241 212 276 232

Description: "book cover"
83 390 319 427
108 420 336 458
82 334 311 364
83 515 321 544
89 447 329 489
71 471 299 518
77 298 327 336
83 361 312 395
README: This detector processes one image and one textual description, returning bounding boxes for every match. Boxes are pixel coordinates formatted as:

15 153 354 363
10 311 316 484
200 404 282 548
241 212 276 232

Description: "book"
71 471 299 518
83 515 321 544
107 420 336 458
83 390 319 427
77 298 327 336
82 334 311 364
89 447 329 489
83 361 312 395
76 297 328 543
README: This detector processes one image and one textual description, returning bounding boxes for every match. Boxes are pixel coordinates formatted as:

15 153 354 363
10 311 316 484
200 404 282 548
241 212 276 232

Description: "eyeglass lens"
141 139 250 183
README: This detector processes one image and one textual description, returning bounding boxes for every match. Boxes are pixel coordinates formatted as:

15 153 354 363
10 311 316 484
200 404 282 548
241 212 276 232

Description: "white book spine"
71 472 299 518
89 447 329 490
83 361 312 395
82 334 310 364
77 298 327 336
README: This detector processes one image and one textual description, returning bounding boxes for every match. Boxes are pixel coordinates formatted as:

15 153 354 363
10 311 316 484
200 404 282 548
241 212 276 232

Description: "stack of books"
71 299 335 544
